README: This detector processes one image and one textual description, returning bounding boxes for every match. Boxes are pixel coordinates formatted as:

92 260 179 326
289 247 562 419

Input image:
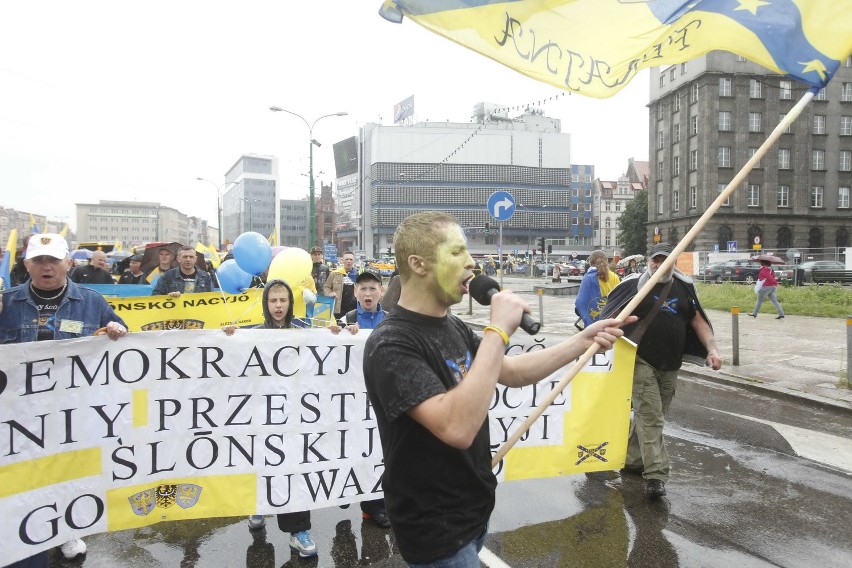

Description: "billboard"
393 94 414 124
332 136 358 178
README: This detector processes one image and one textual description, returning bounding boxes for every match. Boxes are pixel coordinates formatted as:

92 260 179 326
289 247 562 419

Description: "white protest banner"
0 329 633 564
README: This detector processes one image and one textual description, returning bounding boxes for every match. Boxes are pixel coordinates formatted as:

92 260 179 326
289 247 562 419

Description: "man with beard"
363 211 631 567
601 242 722 499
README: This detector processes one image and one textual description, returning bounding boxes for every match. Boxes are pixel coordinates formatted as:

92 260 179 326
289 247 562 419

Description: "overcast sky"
0 1 650 232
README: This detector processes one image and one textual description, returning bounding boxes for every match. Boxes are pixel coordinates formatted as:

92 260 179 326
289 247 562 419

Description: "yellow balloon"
267 247 313 297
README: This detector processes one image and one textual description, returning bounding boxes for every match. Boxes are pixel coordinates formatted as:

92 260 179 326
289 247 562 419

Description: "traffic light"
547 244 553 254
387 247 392 255
538 237 546 251
484 222 490 235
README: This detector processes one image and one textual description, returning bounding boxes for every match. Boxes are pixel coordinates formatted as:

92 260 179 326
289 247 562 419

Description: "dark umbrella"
750 254 784 264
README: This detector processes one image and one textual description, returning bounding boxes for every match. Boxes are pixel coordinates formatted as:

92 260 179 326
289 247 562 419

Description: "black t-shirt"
364 306 495 564
179 270 198 294
626 278 698 371
339 271 356 315
30 285 68 341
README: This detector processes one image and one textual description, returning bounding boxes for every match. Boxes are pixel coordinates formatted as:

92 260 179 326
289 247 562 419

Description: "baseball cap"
649 243 674 258
310 246 323 254
25 233 69 260
355 270 381 284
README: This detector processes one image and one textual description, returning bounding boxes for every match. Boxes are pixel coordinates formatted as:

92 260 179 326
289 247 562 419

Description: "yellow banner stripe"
133 389 148 427
0 448 102 498
107 474 257 531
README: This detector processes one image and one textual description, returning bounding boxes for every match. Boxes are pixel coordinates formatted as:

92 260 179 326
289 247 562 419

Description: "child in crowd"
223 279 315 558
329 270 391 528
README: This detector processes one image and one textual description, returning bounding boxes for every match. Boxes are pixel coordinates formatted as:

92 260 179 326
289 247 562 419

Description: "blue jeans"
751 285 784 316
407 527 487 568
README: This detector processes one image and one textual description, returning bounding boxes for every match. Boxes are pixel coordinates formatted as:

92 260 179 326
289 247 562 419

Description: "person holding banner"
601 243 722 500
328 269 391 529
223 279 316 558
0 233 128 566
363 212 631 567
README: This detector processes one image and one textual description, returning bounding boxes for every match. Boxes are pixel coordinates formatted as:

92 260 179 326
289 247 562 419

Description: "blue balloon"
217 259 253 294
233 232 273 276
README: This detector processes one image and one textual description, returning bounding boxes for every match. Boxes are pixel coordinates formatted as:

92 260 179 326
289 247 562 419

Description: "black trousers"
276 511 311 533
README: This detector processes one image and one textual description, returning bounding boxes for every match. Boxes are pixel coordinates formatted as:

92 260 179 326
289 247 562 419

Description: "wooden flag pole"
492 89 815 468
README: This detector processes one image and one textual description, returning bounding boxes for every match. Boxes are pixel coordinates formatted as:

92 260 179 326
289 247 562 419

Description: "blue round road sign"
487 191 515 221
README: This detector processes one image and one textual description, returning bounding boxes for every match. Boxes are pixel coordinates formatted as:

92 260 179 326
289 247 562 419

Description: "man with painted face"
363 212 631 567
601 242 722 499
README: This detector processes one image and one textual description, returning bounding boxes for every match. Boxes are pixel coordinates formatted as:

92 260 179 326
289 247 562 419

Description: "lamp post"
269 106 347 248
195 178 237 249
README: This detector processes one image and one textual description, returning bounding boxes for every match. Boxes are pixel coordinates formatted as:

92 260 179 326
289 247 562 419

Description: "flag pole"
492 89 816 468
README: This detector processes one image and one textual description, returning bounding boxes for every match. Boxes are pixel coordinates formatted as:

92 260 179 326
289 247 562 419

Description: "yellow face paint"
434 225 474 305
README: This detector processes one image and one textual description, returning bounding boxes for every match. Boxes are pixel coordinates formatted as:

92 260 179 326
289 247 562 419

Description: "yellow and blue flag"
380 0 852 98
0 229 18 290
28 213 40 234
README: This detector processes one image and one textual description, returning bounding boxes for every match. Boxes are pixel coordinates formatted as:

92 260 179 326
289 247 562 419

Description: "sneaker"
362 510 391 529
646 479 667 499
60 538 87 560
289 530 318 558
247 515 266 531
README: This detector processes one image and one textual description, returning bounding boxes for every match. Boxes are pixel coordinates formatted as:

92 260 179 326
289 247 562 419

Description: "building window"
657 130 664 149
657 190 664 214
749 79 762 98
605 218 611 228
814 87 827 101
778 148 791 169
717 183 731 206
584 203 592 211
673 190 680 211
777 185 790 207
572 203 579 211
810 186 824 208
572 217 579 225
747 184 760 207
690 115 698 135
839 187 851 209
719 77 732 97
840 150 852 171
672 122 680 142
672 156 680 176
689 150 698 170
813 115 826 134
842 82 852 102
656 104 663 120
604 201 611 211
572 174 579 182
670 67 676 81
690 82 699 103
748 148 761 168
780 113 793 134
841 116 852 136
673 93 681 112
660 75 665 88
748 112 762 132
690 185 697 208
779 80 792 100
584 217 592 225
812 149 825 170
718 146 731 167
719 111 732 131
615 202 621 212
657 161 664 178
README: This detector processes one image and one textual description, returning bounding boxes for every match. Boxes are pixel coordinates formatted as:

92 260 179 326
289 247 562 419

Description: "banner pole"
491 89 815 468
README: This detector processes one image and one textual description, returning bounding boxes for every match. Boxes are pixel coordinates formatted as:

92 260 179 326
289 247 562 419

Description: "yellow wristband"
483 325 510 346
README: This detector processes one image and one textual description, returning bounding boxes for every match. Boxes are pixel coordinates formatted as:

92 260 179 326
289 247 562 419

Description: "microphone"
468 274 541 335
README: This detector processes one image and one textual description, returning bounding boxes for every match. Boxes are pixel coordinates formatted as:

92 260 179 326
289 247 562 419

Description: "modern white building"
335 107 579 259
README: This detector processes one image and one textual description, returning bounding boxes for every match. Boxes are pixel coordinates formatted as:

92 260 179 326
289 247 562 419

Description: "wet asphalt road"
46 373 852 568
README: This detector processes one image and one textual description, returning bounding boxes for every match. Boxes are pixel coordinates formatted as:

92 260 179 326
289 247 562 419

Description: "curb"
459 316 852 415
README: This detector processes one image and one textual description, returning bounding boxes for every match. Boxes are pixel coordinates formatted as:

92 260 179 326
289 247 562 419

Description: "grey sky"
0 1 649 232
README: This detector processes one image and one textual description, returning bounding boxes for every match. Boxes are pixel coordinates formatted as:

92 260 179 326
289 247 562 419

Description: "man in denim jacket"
0 233 127 565
151 245 213 297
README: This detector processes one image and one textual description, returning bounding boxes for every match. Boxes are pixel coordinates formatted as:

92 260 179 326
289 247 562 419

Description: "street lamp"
269 106 348 248
195 178 237 249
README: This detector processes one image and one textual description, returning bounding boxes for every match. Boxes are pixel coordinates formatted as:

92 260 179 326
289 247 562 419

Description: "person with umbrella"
748 255 785 319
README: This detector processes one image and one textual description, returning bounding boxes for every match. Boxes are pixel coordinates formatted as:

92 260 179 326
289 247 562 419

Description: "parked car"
799 260 846 283
774 265 796 282
701 262 729 283
722 259 763 283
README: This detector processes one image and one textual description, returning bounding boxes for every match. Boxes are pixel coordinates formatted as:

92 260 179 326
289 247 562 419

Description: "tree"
617 189 648 256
